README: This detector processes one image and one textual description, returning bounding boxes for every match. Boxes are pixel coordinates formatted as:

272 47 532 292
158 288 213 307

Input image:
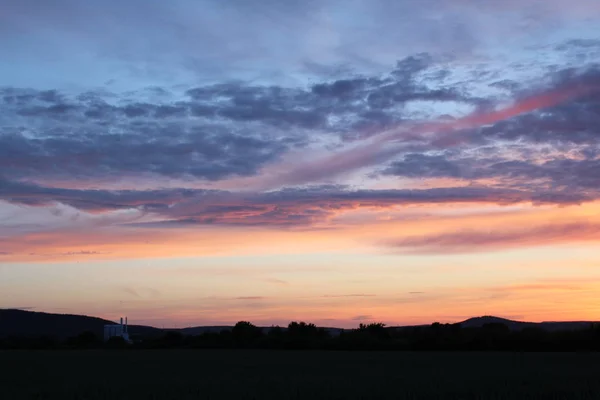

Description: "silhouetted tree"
6 317 600 352
66 331 100 348
359 323 389 339
105 336 128 349
286 321 329 349
265 326 284 348
162 331 184 347
232 321 262 348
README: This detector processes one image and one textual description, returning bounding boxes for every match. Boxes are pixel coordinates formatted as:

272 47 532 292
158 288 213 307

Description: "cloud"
0 88 292 182
122 287 141 298
382 153 600 194
121 287 161 299
470 68 600 145
60 250 104 256
22 249 111 259
0 178 220 212
351 315 373 321
384 222 600 254
1 60 599 192
3 179 590 232
265 278 289 286
322 294 376 298
491 283 584 292
235 296 266 301
0 56 476 185
0 178 595 231
258 65 600 187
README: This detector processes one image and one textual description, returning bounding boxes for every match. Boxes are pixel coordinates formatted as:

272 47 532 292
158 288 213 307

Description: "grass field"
2 350 600 399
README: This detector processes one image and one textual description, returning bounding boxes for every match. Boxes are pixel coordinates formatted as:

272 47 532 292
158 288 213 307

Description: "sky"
1 0 600 328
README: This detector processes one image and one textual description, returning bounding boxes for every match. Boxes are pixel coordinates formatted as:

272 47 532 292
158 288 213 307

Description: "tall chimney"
125 317 128 333
120 317 123 326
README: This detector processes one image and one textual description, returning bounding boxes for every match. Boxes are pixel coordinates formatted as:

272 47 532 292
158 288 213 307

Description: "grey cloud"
16 104 79 117
0 121 289 183
1 62 599 196
491 159 600 189
0 179 592 228
181 56 473 132
374 66 600 190
474 66 600 144
154 104 188 118
391 53 433 81
254 186 551 207
0 178 220 212
0 58 484 183
37 90 64 103
383 153 465 179
556 39 600 50
382 152 600 193
250 64 600 187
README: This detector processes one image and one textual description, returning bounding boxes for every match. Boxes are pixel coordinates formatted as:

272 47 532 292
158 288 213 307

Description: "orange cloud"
0 223 357 263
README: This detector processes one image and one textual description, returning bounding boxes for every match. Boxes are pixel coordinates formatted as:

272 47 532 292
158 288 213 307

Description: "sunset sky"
1 0 600 328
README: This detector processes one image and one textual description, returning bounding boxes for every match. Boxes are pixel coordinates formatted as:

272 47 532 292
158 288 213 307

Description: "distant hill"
459 316 531 330
1 309 596 339
0 309 113 339
459 316 596 332
0 309 162 339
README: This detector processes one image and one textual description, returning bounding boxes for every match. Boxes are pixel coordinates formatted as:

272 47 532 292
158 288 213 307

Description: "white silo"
103 316 131 343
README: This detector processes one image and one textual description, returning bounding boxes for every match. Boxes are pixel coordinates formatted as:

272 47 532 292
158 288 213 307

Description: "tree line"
2 321 600 351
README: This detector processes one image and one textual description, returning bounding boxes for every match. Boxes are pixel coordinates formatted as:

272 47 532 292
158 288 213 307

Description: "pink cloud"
385 221 600 254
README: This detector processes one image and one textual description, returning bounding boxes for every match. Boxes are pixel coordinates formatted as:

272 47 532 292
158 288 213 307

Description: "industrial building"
103 317 131 343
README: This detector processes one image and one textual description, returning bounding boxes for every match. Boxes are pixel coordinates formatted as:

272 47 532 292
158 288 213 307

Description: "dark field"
2 350 600 399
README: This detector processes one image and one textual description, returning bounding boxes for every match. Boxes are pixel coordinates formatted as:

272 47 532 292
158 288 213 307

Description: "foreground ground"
2 350 600 399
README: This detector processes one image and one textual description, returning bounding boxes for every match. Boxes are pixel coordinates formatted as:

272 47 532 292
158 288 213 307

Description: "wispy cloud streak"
385 222 600 254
